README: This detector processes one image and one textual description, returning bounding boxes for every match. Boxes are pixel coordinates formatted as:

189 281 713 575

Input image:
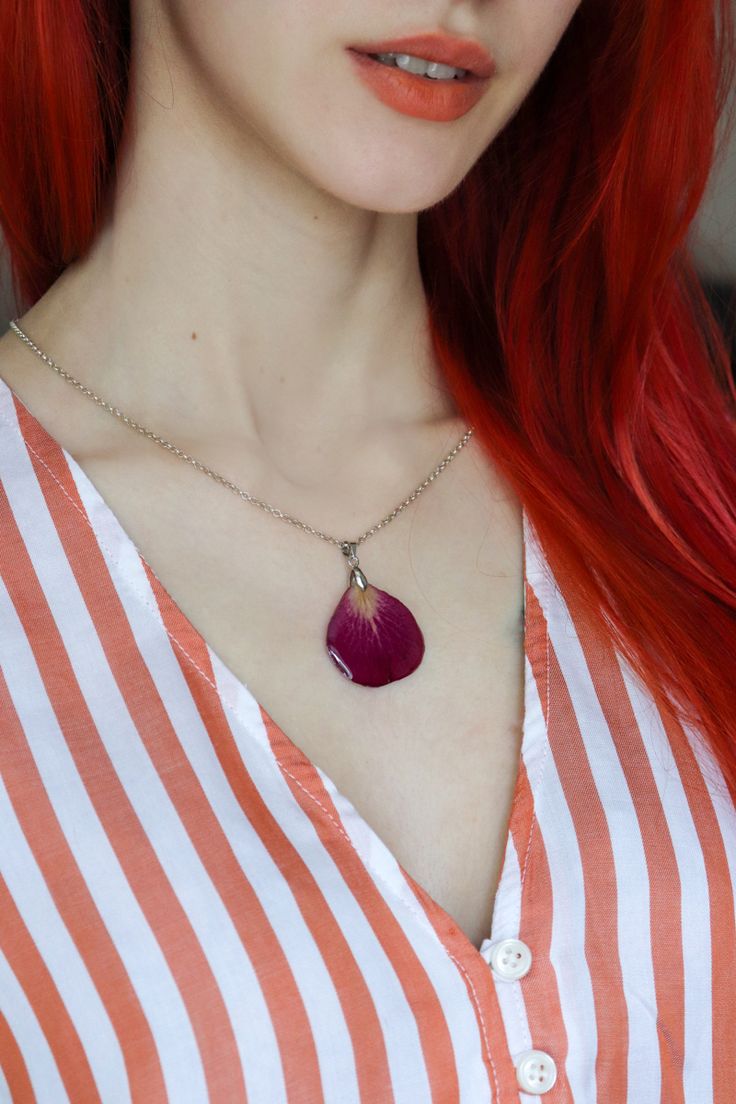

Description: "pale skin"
0 0 582 949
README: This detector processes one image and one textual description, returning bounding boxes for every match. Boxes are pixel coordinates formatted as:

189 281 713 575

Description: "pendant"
325 542 425 687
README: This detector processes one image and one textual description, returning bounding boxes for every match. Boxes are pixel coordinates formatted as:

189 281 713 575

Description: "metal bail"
340 541 368 591
340 541 360 567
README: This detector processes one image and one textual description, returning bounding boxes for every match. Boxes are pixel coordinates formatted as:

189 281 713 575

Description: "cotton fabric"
0 372 734 1104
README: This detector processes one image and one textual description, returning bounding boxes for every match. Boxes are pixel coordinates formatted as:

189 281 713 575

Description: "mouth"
347 31 496 81
345 46 492 123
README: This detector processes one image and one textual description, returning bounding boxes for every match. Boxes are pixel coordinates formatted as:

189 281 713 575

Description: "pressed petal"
325 581 425 687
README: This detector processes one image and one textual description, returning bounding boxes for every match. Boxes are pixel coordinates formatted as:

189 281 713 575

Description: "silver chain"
9 319 474 555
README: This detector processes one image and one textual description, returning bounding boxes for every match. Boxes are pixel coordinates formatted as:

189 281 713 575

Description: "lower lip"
346 49 491 122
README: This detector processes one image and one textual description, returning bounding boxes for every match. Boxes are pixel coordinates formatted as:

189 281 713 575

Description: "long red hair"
2 1 736 790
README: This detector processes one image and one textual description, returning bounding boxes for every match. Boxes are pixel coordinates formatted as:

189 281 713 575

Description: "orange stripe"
8 403 246 1104
144 562 385 1103
0 876 99 1102
0 662 166 1102
525 577 550 728
566 600 686 1102
0 1009 35 1103
658 709 736 1104
545 630 630 1098
265 710 521 1104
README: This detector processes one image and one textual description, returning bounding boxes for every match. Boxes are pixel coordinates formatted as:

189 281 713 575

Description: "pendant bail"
339 541 367 591
340 540 360 567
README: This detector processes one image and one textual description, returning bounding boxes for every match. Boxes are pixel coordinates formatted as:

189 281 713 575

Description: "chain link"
9 319 474 552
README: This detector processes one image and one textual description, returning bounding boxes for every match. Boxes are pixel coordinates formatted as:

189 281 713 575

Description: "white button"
515 1049 557 1094
480 937 532 980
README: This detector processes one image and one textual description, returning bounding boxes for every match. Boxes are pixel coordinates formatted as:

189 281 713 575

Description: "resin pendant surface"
326 544 424 687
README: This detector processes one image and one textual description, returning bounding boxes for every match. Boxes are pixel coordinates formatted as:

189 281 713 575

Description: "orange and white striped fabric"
1 369 735 1104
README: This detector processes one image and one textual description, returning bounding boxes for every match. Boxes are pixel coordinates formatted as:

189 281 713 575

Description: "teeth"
373 52 467 80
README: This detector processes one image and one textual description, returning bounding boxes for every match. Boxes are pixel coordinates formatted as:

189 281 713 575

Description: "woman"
0 0 734 1100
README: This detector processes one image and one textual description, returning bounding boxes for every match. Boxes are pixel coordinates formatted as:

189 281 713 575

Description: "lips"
347 31 495 80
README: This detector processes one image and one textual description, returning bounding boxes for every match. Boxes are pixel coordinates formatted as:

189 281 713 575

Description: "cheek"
160 0 320 124
471 0 582 140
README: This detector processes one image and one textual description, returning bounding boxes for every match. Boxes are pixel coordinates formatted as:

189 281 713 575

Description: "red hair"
2 2 736 790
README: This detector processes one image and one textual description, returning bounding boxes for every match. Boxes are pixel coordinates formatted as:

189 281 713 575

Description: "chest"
69 439 529 951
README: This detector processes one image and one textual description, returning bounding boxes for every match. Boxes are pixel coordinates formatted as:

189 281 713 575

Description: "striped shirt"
0 370 734 1104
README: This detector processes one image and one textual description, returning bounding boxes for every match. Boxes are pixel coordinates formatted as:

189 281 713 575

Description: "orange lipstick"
347 31 494 122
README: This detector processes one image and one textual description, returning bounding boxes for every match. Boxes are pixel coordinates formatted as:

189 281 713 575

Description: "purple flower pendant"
326 542 425 687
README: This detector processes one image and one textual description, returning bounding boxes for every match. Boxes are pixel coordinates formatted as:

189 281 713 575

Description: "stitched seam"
507 591 553 1079
507 586 566 1100
276 764 356 849
447 951 502 1104
2 406 504 1099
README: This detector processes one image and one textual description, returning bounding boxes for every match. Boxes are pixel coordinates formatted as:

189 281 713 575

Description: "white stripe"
689 737 736 1101
0 946 69 1103
618 661 712 1101
543 580 660 1102
0 773 129 1102
681 719 736 900
0 425 208 1102
0 1062 10 1103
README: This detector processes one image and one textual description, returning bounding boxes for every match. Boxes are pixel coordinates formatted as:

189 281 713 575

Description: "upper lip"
348 31 495 79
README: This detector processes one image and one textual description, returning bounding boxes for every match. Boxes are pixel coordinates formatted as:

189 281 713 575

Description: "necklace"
9 319 474 688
